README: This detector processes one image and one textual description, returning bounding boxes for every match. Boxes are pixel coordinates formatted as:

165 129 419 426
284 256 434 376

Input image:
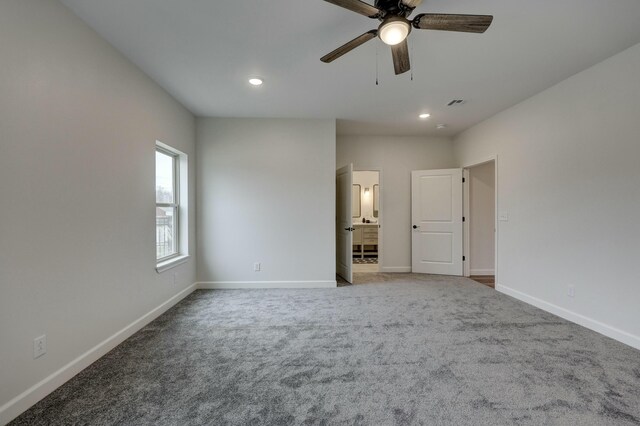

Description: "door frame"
353 167 384 272
462 154 499 284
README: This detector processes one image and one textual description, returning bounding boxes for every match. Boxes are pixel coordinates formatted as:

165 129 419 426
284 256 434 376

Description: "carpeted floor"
11 274 640 425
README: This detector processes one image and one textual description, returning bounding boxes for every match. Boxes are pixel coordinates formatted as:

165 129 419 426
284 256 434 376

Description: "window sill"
156 255 190 273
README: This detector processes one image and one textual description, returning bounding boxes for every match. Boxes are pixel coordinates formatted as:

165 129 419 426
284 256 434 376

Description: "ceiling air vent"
447 99 466 106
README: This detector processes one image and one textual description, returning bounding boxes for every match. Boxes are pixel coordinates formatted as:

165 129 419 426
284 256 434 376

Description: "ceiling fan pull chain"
410 41 414 81
375 43 379 86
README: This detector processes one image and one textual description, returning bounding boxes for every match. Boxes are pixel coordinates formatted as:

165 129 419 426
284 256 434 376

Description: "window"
156 147 179 261
155 141 189 272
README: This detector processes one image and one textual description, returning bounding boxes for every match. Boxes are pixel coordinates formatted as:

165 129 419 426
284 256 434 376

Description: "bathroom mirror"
373 184 379 218
352 184 361 218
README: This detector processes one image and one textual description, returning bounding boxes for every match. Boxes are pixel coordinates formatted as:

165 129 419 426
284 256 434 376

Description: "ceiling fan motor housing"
375 0 411 17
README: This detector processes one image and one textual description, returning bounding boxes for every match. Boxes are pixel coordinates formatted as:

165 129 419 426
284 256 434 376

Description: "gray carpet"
11 274 640 425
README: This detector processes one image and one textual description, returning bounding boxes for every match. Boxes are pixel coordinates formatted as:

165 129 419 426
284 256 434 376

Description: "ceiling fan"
320 0 493 75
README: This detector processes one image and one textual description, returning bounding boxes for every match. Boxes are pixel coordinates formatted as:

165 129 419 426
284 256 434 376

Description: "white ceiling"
60 0 640 136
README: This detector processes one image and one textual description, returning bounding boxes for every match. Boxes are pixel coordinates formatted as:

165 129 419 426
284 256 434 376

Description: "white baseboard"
380 267 412 273
470 269 495 276
0 283 198 426
496 284 640 351
198 280 337 289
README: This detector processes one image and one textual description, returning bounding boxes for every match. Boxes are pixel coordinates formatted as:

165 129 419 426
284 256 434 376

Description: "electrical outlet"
34 335 46 359
568 286 575 298
254 262 261 272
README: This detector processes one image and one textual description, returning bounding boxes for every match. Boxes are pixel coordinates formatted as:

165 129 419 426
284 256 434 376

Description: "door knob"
413 225 419 229
345 227 355 231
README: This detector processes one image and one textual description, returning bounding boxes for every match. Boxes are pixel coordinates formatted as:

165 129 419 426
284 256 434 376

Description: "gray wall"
337 136 455 272
0 0 196 420
454 42 640 349
196 118 336 287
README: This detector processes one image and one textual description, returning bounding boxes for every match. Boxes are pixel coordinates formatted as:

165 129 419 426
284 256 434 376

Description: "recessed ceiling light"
436 124 448 129
248 77 263 86
419 113 431 119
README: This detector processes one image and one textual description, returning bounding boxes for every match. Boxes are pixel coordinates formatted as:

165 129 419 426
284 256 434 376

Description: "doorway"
409 162 498 284
463 159 497 288
352 170 381 273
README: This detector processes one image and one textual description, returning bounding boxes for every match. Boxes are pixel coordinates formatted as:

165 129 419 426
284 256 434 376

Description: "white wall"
468 161 495 275
197 118 336 288
353 171 379 221
454 42 640 349
337 136 455 272
0 0 196 422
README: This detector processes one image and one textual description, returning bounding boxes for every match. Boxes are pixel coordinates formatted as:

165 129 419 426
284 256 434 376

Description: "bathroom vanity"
352 223 378 258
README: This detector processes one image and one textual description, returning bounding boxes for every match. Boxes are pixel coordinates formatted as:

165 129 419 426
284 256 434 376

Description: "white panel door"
411 169 463 275
336 164 353 283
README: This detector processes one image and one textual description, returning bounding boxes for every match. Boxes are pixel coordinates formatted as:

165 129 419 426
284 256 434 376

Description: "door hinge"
462 216 466 222
463 256 466 261
462 177 466 183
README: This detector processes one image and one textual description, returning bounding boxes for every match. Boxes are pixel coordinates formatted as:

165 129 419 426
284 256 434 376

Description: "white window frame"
156 141 190 272
156 146 180 262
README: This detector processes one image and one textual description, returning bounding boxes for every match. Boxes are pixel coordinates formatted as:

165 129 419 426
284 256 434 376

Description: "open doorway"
352 170 380 273
463 160 496 288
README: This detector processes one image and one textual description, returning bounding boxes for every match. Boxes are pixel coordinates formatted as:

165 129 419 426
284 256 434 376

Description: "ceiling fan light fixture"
248 77 263 86
379 18 411 46
419 113 431 119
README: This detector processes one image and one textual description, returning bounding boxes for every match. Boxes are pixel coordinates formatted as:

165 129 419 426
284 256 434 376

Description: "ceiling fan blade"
401 0 423 9
323 0 382 18
321 30 378 63
413 13 493 33
391 39 410 75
